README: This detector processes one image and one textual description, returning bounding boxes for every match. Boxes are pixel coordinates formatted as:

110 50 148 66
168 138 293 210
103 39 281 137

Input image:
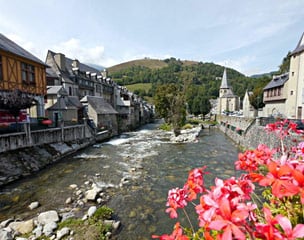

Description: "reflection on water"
0 123 240 239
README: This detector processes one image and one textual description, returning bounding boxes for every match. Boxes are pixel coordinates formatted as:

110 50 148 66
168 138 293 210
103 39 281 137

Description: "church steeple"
291 32 304 55
219 68 232 98
220 68 229 89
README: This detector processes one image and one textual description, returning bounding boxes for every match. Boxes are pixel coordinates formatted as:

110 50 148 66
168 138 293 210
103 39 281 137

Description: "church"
217 68 240 114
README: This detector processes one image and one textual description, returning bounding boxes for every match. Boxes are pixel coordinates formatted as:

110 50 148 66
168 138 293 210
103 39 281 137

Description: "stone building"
285 32 304 119
262 73 289 118
242 90 255 118
45 50 154 132
45 50 114 102
80 96 118 135
217 68 240 114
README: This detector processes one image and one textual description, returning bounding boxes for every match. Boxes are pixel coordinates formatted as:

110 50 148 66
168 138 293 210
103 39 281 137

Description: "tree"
249 87 265 110
190 95 211 118
278 51 291 74
154 84 186 136
249 76 270 110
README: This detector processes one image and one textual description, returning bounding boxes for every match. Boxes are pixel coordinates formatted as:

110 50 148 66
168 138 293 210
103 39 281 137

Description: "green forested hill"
108 57 270 107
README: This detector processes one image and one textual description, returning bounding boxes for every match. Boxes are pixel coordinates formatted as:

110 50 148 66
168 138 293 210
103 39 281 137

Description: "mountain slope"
107 57 270 105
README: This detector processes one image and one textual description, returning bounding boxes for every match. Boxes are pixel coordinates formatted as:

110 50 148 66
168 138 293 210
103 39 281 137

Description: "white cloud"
52 38 106 66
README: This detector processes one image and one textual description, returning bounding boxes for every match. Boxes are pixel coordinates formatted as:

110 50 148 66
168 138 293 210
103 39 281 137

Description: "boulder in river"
37 210 59 225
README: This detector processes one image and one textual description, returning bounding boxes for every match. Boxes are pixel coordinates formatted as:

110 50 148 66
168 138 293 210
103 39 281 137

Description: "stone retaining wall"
217 115 291 150
0 125 111 187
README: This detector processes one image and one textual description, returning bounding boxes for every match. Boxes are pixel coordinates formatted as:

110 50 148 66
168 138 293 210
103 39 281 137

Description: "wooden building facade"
0 33 47 119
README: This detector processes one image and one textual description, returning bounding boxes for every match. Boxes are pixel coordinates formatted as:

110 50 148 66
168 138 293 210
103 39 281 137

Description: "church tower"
217 68 239 114
219 68 233 97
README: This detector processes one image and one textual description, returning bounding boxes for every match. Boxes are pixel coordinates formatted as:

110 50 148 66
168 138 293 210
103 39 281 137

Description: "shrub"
159 123 172 131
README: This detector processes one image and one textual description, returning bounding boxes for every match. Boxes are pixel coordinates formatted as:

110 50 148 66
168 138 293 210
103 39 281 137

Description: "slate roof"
291 32 304 55
47 95 82 110
0 33 46 66
82 96 118 115
46 67 58 78
47 86 68 95
263 73 289 90
220 68 229 88
46 50 103 78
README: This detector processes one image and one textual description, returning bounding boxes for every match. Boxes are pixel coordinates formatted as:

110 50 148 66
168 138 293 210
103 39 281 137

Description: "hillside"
108 58 168 73
108 57 271 106
108 58 199 73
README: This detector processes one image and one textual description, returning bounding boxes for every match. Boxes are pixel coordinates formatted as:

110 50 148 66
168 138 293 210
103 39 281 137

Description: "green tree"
190 95 211 118
278 51 291 74
249 76 270 110
154 84 186 136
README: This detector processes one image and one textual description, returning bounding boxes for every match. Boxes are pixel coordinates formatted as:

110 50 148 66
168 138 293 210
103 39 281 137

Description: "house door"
297 107 302 119
54 112 59 127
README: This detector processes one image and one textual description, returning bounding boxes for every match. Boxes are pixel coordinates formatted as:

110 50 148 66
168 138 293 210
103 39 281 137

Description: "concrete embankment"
0 127 110 187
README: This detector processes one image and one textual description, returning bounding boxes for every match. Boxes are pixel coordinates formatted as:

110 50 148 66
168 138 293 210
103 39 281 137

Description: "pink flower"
276 214 304 239
166 187 188 218
184 166 208 201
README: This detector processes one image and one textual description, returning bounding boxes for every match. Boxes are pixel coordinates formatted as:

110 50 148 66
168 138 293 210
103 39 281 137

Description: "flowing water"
0 121 240 239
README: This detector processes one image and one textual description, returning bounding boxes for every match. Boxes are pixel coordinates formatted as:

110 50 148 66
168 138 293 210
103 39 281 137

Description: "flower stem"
182 208 195 234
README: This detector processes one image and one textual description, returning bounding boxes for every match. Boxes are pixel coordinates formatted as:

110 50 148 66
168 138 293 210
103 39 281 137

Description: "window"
0 55 3 80
21 62 35 84
291 90 294 95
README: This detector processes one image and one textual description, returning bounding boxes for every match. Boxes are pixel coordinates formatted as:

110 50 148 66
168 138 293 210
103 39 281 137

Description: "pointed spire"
220 68 229 88
291 32 304 55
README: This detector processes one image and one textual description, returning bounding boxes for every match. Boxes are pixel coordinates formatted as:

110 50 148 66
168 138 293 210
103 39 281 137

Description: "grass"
108 58 168 73
125 83 152 93
21 206 115 240
125 83 154 104
108 58 199 74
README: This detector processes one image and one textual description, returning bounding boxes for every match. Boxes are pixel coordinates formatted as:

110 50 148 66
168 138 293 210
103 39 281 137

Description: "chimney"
72 59 80 68
101 69 108 79
54 53 66 70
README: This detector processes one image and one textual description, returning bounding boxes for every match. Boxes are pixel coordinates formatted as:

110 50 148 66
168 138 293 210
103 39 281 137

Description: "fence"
0 123 95 153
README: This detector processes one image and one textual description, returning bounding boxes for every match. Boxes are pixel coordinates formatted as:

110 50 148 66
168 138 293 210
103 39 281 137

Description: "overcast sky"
0 0 303 76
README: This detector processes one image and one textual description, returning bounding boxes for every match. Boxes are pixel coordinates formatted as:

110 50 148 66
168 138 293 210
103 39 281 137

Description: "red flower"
166 187 188 218
152 222 189 240
208 198 247 240
235 144 275 172
259 161 299 198
276 214 304 239
184 166 208 201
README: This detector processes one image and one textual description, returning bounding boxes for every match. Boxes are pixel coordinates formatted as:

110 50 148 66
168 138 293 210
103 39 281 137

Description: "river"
0 121 240 239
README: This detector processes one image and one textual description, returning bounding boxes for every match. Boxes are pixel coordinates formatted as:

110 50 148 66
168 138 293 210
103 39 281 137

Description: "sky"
0 0 304 76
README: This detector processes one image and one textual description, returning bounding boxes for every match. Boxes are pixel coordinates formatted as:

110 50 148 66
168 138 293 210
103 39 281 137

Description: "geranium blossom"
235 144 275 172
153 120 304 240
259 161 299 198
152 222 189 240
166 187 188 218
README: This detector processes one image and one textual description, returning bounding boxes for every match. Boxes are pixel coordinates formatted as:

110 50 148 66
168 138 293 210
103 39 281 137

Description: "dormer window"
21 62 35 84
